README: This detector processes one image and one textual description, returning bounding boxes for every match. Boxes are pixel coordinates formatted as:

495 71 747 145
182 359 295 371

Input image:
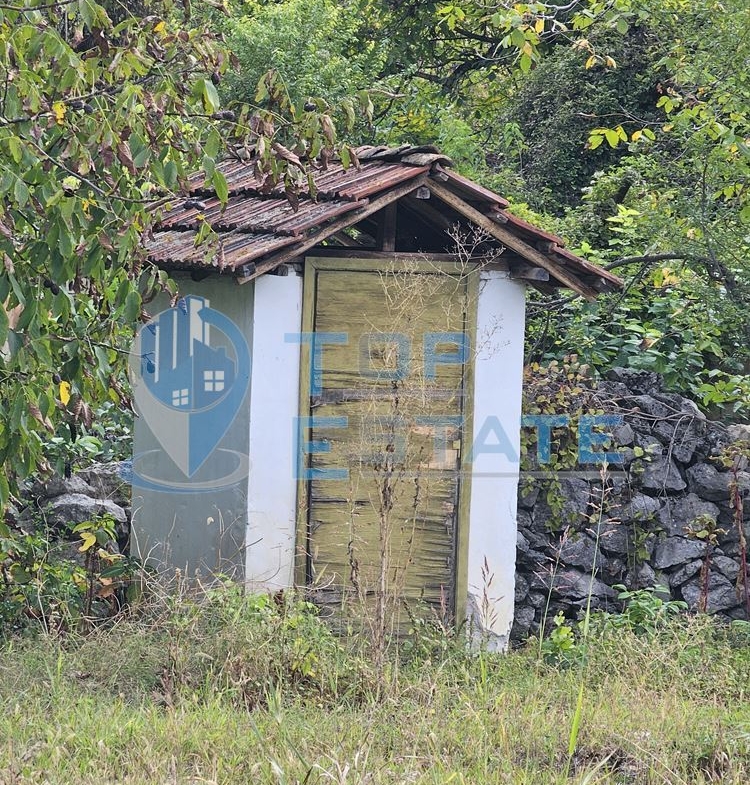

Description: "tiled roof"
146 145 622 296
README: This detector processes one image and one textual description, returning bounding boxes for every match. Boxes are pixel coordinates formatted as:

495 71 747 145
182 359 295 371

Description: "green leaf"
58 224 74 258
204 129 222 160
13 177 29 207
79 0 95 28
201 79 221 113
255 74 269 103
10 564 31 584
202 155 216 180
94 345 111 374
0 302 8 348
123 289 141 323
6 137 22 164
604 129 620 148
194 219 213 246
213 169 229 204
164 161 178 189
100 561 129 578
340 146 350 170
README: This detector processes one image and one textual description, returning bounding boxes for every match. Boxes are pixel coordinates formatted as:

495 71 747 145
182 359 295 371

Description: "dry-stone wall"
11 462 131 559
512 368 750 642
6 377 749 645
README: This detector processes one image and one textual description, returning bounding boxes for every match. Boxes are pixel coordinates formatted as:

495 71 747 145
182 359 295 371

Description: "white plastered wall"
466 270 526 650
245 273 303 590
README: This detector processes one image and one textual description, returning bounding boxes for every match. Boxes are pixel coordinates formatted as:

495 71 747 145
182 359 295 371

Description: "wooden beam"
404 195 454 231
329 230 365 248
235 175 428 284
377 201 397 252
509 262 550 282
426 179 598 299
305 248 510 272
306 249 501 263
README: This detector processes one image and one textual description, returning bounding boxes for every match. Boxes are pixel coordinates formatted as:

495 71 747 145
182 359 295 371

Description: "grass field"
1 587 748 784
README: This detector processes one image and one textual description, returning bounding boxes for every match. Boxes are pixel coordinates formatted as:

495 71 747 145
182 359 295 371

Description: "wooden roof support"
302 248 508 266
328 230 365 248
509 262 550 282
377 201 397 252
236 174 429 284
404 195 455 231
426 179 598 299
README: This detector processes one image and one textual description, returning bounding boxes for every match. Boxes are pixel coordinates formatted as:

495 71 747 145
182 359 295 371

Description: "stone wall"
512 368 749 642
11 462 131 556
6 374 749 644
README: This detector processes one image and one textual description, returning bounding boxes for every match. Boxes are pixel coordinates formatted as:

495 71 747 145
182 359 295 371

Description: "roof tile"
147 144 622 293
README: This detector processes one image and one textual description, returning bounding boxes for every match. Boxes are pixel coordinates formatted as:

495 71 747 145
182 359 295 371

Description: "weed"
592 585 688 636
540 611 578 664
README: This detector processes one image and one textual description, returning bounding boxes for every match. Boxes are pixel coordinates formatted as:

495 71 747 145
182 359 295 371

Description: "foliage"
521 357 612 530
528 259 744 406
221 0 384 113
0 0 362 513
131 579 375 707
542 584 689 664
353 0 750 409
540 610 578 663
521 356 600 471
0 512 137 637
491 25 661 212
0 523 84 636
590 584 688 636
515 2 750 407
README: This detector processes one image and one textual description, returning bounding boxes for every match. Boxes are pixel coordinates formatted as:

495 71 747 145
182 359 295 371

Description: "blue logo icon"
130 295 251 491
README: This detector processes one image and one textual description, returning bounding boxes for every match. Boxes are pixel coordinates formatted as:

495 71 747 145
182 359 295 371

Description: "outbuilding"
131 145 621 647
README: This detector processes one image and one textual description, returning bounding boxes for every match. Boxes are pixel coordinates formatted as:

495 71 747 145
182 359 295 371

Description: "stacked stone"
512 368 749 642
9 462 132 561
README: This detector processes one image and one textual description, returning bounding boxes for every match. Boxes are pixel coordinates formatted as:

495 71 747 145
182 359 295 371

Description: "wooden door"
298 258 476 632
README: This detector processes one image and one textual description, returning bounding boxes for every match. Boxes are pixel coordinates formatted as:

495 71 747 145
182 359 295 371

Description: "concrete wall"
466 270 526 649
131 275 253 579
245 273 304 591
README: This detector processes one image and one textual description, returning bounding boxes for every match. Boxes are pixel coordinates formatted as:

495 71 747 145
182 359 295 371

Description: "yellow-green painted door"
300 259 475 632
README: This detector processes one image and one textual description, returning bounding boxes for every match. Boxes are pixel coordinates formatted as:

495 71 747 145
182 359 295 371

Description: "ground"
0 591 748 784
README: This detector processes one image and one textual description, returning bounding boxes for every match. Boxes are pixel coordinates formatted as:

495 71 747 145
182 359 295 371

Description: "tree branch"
0 0 76 9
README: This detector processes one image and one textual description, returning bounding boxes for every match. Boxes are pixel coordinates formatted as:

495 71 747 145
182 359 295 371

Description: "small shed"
131 145 621 647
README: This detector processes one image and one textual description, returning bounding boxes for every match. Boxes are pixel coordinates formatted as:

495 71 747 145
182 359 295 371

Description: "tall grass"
0 582 748 784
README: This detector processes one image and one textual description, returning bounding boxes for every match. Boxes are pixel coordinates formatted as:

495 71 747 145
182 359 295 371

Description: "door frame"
293 255 479 624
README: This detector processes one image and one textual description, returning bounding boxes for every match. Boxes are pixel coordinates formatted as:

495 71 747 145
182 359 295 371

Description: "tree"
0 0 353 507
221 0 384 112
383 0 750 407
523 0 750 405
